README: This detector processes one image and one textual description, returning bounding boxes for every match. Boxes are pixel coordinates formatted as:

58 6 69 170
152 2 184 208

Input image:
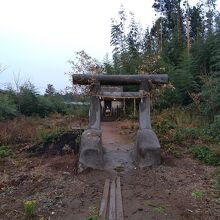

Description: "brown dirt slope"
0 120 219 220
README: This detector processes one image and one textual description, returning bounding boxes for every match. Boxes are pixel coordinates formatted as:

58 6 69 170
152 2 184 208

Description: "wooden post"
99 179 110 220
123 98 125 114
133 98 136 117
116 177 124 220
109 180 116 220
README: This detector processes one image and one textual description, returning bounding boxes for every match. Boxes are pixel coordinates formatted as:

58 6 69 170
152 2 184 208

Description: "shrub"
207 116 220 141
171 127 200 143
66 104 89 118
191 146 220 166
37 96 56 117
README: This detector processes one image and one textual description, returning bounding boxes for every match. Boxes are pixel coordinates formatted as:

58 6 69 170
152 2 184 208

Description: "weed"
0 145 13 158
43 199 54 209
63 144 72 153
0 186 15 196
24 200 37 219
0 204 7 210
191 191 203 199
85 205 98 220
153 206 165 214
75 135 81 147
144 200 154 207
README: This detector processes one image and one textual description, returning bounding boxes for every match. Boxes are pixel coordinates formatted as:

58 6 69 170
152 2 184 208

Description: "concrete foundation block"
78 129 104 171
135 129 161 167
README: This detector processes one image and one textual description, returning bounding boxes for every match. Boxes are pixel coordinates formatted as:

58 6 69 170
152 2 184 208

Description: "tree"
126 13 142 74
200 74 220 121
45 84 56 96
151 0 185 68
205 0 217 34
0 93 17 120
18 82 39 116
110 5 127 56
68 50 103 75
110 5 128 74
189 4 205 43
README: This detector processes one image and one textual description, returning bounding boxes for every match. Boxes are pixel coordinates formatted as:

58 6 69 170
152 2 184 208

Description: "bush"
191 146 220 166
171 127 200 143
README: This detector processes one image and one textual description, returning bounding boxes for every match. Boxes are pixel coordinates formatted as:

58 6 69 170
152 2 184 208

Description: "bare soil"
0 120 220 220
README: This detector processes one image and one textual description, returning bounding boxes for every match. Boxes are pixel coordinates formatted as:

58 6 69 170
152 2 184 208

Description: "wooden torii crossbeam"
72 73 168 85
72 73 168 171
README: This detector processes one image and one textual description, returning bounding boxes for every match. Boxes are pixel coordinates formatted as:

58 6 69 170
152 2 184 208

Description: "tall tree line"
106 1 220 121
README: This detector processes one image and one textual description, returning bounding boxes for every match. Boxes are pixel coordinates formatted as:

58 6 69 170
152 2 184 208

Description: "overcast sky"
0 0 220 93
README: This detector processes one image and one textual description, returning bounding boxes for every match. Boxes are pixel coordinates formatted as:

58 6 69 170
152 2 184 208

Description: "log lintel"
72 74 168 86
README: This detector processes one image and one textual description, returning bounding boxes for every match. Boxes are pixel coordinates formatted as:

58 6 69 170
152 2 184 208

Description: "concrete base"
135 129 161 167
78 129 104 171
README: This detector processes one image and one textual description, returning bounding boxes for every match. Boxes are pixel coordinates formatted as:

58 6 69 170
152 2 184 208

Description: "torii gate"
72 74 168 170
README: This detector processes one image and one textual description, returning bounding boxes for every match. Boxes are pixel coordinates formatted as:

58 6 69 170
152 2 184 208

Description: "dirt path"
101 121 134 145
101 121 136 172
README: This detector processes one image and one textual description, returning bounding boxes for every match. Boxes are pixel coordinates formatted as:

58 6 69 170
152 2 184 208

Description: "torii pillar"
79 82 104 171
135 81 161 167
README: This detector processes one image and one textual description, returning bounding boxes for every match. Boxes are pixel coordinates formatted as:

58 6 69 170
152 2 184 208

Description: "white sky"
0 0 220 93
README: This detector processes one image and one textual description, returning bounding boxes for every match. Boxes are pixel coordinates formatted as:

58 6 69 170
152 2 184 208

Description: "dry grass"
0 114 87 146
